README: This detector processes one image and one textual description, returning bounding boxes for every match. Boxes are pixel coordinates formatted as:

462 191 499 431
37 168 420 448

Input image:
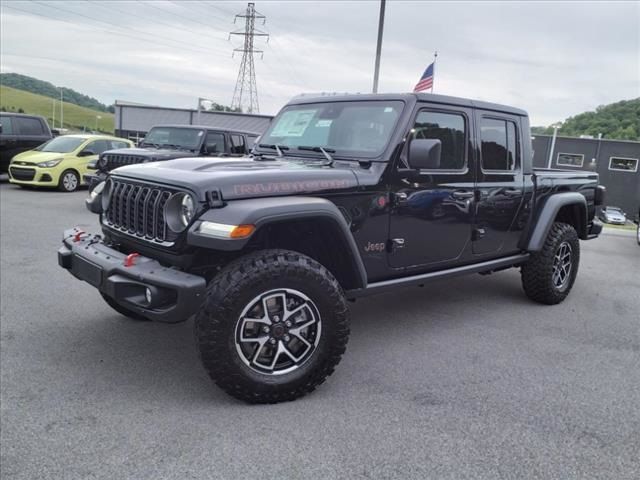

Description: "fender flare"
187 196 368 289
525 192 587 251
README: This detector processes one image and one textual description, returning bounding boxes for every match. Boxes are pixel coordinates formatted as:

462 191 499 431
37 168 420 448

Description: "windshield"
36 136 85 153
142 127 205 150
606 207 622 213
258 100 404 158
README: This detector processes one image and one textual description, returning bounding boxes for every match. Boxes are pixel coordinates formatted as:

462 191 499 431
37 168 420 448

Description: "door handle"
451 190 474 200
502 188 521 197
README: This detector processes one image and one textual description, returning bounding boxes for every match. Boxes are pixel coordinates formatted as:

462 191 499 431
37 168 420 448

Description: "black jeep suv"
59 93 604 403
85 125 260 189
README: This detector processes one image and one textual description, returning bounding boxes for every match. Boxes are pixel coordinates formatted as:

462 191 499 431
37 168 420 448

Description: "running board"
346 253 530 299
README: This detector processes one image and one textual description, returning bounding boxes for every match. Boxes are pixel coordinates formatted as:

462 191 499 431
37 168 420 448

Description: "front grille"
9 167 36 181
104 179 179 244
105 154 146 171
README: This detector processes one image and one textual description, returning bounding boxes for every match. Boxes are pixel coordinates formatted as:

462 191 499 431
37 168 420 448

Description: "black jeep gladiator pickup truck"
85 125 260 190
59 93 604 404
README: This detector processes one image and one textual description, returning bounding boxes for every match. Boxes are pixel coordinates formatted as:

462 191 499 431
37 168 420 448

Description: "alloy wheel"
552 241 572 290
235 288 322 375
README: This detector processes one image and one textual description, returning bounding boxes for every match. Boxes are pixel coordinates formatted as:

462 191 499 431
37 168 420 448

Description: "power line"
86 0 227 46
230 2 269 113
135 0 228 41
25 1 220 57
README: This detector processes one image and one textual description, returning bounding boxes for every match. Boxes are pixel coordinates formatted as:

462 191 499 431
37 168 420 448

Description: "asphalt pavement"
1 182 639 480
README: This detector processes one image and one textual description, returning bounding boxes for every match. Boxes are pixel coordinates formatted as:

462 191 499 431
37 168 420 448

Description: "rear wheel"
58 169 80 192
100 293 149 321
195 249 350 404
521 222 580 305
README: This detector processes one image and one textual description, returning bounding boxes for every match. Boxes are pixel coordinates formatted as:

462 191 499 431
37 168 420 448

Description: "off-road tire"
58 169 80 192
195 249 350 404
100 292 149 321
521 222 580 305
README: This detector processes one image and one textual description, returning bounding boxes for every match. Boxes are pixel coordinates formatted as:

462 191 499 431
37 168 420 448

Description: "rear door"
0 116 19 171
472 111 526 255
14 116 50 151
388 104 475 269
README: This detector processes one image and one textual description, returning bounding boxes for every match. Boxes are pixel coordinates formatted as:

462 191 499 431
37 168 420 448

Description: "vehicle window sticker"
270 110 316 137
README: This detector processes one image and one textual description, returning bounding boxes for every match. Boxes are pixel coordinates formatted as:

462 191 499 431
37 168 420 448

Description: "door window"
480 118 518 171
230 134 246 154
109 140 130 149
205 132 225 153
409 110 466 170
15 117 45 135
0 116 14 134
84 140 113 155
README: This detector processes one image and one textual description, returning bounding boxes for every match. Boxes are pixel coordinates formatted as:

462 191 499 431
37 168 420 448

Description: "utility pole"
547 124 561 169
230 2 269 113
60 88 64 129
372 0 386 93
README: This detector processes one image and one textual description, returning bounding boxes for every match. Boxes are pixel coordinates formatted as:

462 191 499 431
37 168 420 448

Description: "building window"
608 157 638 173
556 153 584 168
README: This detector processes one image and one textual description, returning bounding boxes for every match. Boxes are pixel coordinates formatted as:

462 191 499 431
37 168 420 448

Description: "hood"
11 150 67 165
104 147 199 161
111 156 360 200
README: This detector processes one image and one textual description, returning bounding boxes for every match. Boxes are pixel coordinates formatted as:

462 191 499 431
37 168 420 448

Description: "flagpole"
431 51 438 93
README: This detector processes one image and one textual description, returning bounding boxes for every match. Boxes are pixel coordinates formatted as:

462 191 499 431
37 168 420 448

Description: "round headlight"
165 193 196 232
101 178 113 211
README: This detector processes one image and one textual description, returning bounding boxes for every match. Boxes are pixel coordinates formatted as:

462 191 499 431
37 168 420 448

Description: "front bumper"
8 166 58 186
84 172 106 192
58 227 207 322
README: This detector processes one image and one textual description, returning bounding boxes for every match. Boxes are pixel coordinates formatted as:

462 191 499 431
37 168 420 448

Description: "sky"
1 0 638 125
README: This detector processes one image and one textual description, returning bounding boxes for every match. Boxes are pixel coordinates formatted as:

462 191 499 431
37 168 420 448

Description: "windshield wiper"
258 143 289 157
163 143 190 150
298 146 335 166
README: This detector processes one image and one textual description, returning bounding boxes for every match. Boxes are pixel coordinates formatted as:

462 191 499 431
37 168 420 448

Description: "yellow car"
8 134 133 192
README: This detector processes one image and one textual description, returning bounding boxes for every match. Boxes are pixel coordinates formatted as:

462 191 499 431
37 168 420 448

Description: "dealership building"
113 101 273 140
532 135 640 215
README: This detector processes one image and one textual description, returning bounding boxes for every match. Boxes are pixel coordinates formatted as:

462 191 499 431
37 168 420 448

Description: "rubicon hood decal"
113 157 360 200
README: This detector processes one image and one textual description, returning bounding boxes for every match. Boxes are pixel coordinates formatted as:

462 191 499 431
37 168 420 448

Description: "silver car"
599 206 627 225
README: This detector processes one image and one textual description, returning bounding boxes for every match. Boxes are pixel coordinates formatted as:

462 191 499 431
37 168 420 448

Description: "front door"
388 105 475 269
472 111 525 255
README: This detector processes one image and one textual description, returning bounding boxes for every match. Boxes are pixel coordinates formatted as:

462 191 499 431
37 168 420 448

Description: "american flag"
413 62 435 92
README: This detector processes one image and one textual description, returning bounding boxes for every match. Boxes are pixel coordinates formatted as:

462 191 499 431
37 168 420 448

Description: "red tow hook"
124 253 140 267
73 230 86 242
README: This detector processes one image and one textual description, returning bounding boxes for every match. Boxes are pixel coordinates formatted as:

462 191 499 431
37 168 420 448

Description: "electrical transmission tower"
230 3 269 113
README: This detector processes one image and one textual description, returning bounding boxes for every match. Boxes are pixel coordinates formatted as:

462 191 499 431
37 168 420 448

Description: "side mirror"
78 149 95 157
408 139 441 170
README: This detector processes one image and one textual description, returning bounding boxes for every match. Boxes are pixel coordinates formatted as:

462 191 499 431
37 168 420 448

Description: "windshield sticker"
197 131 204 136
270 110 316 137
315 119 333 127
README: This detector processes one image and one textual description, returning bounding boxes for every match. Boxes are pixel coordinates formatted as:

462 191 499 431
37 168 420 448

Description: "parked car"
598 206 627 225
60 92 604 404
84 125 261 190
9 134 133 192
0 113 53 173
634 207 640 245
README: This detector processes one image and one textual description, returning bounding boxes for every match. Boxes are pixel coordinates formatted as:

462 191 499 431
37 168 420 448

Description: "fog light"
145 287 152 304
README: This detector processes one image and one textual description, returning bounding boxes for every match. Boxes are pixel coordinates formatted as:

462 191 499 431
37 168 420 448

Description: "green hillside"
0 86 114 133
532 98 640 141
0 73 113 113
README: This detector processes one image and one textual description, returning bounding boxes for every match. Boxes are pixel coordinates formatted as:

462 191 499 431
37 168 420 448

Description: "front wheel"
521 222 580 305
58 169 80 192
195 249 350 404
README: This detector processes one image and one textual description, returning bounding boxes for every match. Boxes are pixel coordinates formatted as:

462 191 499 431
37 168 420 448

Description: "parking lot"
1 182 638 480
